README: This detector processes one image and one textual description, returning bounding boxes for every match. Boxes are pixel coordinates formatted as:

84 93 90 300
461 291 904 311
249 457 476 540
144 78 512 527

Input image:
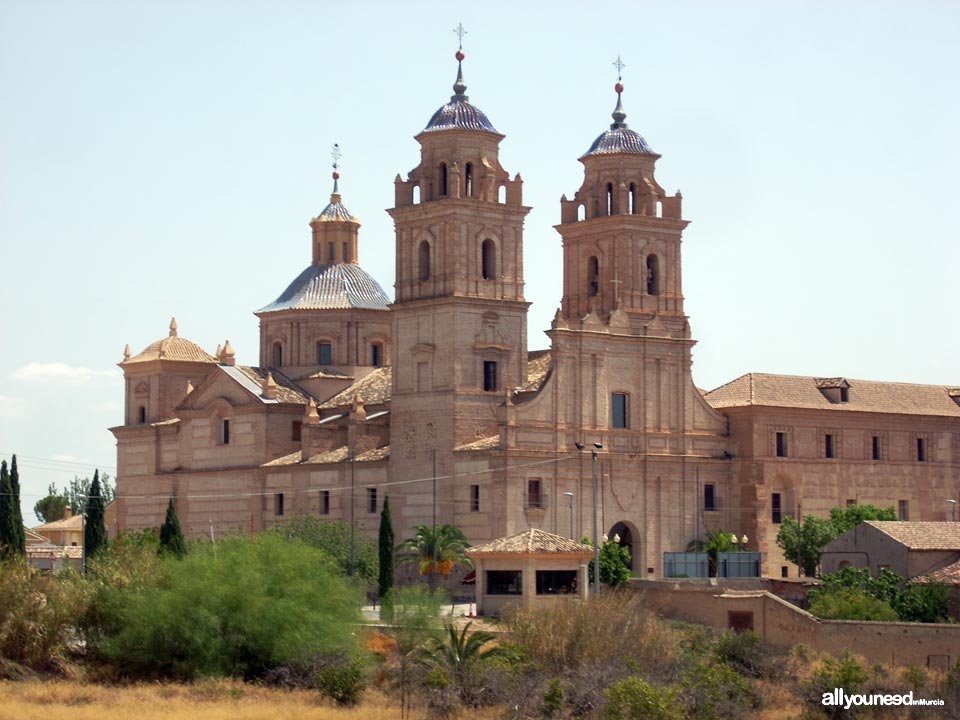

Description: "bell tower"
388 41 530 517
556 68 687 336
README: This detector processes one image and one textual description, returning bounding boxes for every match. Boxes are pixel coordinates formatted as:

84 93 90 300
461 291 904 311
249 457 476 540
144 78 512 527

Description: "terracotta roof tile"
236 366 312 404
455 436 501 452
866 521 960 550
704 373 960 417
915 560 960 585
125 336 217 364
517 349 552 394
467 529 594 556
263 451 302 467
302 445 389 465
319 367 392 409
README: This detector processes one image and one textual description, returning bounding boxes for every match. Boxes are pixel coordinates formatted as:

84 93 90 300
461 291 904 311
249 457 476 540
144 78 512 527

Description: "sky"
1 1 958 523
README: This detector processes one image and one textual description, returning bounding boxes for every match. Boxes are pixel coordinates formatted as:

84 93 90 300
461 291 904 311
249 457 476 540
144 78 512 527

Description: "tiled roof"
423 99 498 134
27 545 83 559
303 445 389 464
517 349 552 394
125 336 217 364
467 529 594 556
704 373 960 417
314 194 356 223
582 126 654 157
866 521 960 551
33 514 82 532
262 451 302 467
915 560 960 585
234 366 311 404
319 367 392 409
258 263 391 313
455 435 501 452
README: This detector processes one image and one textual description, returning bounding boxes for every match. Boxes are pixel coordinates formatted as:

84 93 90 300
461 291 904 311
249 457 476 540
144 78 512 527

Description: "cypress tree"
378 495 395 618
9 456 26 555
0 460 15 559
83 469 108 563
159 496 187 559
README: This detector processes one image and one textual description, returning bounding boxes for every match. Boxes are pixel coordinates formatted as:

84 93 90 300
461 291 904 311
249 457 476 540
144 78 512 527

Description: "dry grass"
0 680 506 720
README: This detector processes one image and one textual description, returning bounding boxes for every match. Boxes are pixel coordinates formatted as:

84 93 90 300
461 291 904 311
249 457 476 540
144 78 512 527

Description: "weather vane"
613 55 626 81
454 23 467 50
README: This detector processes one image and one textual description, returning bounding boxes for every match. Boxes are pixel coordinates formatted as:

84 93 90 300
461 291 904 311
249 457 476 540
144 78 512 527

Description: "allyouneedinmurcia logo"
822 689 944 709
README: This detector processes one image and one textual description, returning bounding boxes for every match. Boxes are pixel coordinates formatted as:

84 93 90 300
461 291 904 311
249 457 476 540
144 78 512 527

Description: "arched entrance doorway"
609 521 639 571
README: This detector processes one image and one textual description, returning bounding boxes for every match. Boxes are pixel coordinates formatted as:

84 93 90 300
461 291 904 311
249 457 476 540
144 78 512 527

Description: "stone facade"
112 52 960 578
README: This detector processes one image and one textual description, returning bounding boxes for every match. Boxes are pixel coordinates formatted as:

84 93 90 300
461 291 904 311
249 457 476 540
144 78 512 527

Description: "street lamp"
563 492 574 539
591 443 603 594
948 499 958 522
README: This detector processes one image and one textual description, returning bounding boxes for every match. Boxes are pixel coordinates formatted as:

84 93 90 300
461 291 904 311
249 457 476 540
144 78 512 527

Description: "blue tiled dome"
583 127 654 157
258 264 391 313
423 99 497 134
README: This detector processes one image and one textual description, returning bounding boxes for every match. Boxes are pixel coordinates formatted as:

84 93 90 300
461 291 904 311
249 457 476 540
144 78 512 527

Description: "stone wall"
637 579 958 669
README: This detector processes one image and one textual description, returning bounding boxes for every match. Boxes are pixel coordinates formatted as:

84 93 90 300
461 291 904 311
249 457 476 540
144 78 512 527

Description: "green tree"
604 676 682 720
96 534 362 680
33 493 68 523
159 497 187 559
83 469 108 563
420 620 515 706
0 461 19 559
689 529 736 577
378 495 395 617
828 504 897 535
269 515 378 585
589 536 632 586
808 587 899 621
894 582 950 623
776 514 837 576
399 524 472 589
8 456 25 555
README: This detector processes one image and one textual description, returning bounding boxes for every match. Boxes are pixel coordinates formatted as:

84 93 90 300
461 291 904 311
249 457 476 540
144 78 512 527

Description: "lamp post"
564 492 574 539
591 443 603 594
948 499 958 522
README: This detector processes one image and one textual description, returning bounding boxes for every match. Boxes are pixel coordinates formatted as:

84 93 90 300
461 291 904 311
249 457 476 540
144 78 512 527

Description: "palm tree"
398 524 472 588
420 621 514 706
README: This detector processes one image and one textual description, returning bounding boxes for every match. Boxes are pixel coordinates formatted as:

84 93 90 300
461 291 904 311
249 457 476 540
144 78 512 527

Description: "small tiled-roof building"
467 529 594 616
821 521 960 580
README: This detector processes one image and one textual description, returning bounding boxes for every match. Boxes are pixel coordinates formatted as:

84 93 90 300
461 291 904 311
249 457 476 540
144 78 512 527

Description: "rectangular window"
872 435 881 461
320 490 330 515
775 432 787 458
370 344 381 367
898 499 909 521
417 361 428 392
917 438 926 462
771 492 782 524
367 487 377 514
840 387 849 402
536 570 578 595
825 434 835 458
483 361 498 391
342 241 348 262
138 406 146 424
527 479 543 509
470 484 480 512
275 492 284 516
327 243 334 263
703 483 716 511
846 498 857 507
220 418 231 445
291 420 302 442
317 342 332 365
611 392 629 429
781 566 789 579
486 570 522 595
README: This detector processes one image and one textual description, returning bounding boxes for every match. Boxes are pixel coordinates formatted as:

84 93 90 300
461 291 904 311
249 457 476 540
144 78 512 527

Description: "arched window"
218 417 231 445
465 162 473 197
629 183 637 214
412 184 421 204
481 239 496 280
272 341 283 367
418 240 431 281
498 184 506 203
646 255 660 295
577 203 585 221
587 256 599 297
606 182 614 215
439 162 448 196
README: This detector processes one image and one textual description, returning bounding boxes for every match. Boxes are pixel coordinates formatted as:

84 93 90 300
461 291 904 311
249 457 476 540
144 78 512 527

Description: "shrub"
713 630 770 678
314 653 365 706
95 534 362 680
894 582 950 623
808 588 899 622
679 662 759 719
603 676 682 720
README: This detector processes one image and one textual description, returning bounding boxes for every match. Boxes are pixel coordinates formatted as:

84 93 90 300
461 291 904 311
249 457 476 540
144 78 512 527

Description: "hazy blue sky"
2 1 957 521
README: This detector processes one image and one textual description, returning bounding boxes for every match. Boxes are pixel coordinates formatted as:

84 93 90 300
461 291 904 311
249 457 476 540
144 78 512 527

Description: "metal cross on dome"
454 22 467 49
331 143 341 170
613 55 626 80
